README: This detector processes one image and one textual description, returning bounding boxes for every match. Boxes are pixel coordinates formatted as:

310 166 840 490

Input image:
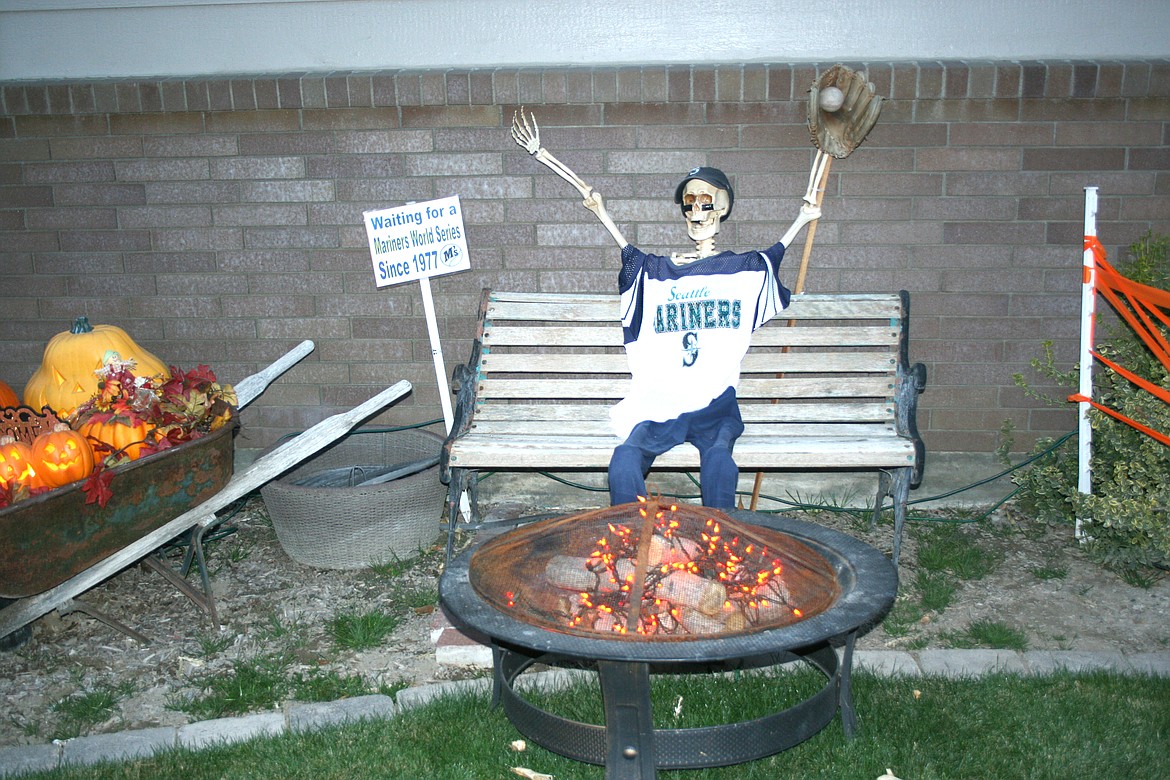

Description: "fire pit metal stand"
441 509 896 780
491 638 858 778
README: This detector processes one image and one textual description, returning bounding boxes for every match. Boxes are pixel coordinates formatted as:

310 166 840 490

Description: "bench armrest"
440 357 480 484
895 360 928 487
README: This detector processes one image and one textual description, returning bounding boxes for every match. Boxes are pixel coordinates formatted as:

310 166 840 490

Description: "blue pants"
608 387 745 508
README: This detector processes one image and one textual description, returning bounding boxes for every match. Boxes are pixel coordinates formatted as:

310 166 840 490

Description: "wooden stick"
748 156 833 511
624 501 659 632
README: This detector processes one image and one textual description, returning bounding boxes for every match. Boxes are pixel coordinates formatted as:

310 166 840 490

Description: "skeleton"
510 109 824 258
511 109 826 509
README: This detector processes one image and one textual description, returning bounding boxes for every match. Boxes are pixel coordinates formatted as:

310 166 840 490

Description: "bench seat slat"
470 401 895 424
467 420 896 437
448 433 915 470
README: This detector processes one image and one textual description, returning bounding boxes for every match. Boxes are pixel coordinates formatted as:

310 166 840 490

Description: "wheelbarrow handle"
233 340 316 410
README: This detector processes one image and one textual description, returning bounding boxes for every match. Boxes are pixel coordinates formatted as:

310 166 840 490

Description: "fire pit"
439 501 898 779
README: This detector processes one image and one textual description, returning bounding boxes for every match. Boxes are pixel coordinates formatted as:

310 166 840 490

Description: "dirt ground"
0 495 1166 749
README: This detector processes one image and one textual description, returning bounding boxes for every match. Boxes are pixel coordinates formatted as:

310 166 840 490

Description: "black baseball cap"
674 166 734 221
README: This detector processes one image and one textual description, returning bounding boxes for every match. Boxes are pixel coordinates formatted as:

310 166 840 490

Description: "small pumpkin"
31 423 96 487
23 317 170 418
78 416 157 461
0 380 19 409
0 435 41 490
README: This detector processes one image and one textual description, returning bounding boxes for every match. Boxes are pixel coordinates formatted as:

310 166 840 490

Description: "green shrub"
1012 231 1170 576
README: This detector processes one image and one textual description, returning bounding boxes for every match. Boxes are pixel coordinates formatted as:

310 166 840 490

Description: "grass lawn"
20 667 1170 780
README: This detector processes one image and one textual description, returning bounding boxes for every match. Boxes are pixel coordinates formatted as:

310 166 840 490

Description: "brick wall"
2 60 1168 460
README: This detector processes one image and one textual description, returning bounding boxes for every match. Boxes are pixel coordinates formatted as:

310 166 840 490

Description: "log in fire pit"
439 500 898 779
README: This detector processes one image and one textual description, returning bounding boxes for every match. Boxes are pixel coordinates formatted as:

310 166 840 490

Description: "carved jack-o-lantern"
22 317 170 418
0 436 40 490
31 423 96 488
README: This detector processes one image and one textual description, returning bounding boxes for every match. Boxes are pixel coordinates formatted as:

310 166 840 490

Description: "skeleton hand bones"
510 109 542 156
803 149 829 211
512 108 628 247
770 149 826 246
511 109 594 200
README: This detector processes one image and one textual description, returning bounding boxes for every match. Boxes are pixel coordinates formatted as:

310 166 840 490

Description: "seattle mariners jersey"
610 242 792 438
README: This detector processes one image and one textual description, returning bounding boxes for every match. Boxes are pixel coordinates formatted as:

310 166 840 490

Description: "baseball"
819 86 845 112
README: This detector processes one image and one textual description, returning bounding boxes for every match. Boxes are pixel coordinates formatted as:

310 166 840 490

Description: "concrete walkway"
3 648 1168 778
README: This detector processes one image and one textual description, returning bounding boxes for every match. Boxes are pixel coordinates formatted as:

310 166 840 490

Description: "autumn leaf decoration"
81 466 115 508
72 356 237 508
145 363 238 447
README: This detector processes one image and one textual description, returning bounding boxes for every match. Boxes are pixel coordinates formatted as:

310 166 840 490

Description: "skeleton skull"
673 167 733 252
680 178 730 243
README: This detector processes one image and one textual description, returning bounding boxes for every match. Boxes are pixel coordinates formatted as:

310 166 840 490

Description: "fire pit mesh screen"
470 499 841 641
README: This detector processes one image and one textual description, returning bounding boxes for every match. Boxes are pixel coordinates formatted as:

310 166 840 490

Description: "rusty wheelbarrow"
0 341 414 646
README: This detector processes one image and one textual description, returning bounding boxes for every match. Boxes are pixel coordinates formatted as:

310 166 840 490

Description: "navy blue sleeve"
619 244 641 292
761 242 792 309
761 241 787 270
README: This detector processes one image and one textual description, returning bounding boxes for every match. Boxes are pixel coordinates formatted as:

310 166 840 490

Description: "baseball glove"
808 64 884 159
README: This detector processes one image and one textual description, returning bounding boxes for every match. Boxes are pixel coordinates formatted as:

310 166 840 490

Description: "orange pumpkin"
0 380 19 409
0 436 41 490
31 423 96 488
78 417 157 461
23 317 170 417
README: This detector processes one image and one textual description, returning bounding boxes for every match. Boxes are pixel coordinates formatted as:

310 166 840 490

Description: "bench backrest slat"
476 376 897 401
482 352 897 375
484 291 902 321
484 324 899 349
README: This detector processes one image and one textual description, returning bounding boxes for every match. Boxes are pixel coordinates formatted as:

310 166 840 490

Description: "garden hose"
472 429 1080 527
265 419 1080 530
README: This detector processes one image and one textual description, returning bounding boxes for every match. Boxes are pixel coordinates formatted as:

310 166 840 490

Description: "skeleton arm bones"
511 110 629 249
512 109 824 252
777 149 827 248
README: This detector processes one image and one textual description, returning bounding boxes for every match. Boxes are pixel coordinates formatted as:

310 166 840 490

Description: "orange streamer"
1069 393 1170 447
1090 249 1170 373
1075 235 1170 448
1091 349 1170 406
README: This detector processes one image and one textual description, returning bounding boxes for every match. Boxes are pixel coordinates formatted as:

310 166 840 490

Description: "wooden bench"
441 289 927 562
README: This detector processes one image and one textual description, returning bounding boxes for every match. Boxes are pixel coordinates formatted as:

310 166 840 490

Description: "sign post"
363 194 471 433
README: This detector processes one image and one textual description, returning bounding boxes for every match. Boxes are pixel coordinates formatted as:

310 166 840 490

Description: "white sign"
363 195 470 287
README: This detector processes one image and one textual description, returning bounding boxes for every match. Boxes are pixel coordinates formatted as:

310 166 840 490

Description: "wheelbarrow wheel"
0 598 32 651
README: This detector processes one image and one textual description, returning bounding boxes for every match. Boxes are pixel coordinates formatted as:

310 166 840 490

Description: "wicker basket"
260 427 445 569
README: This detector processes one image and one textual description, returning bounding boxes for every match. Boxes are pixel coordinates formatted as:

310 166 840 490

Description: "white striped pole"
1076 186 1098 540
